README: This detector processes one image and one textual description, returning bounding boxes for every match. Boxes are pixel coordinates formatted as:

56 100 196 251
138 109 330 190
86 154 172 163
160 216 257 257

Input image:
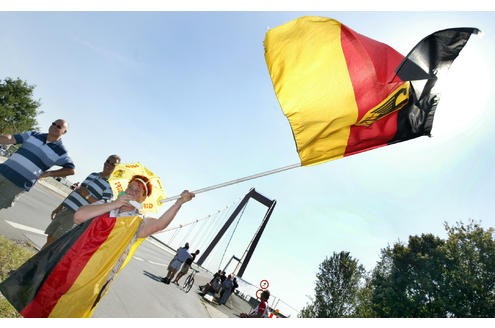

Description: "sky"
1 4 495 316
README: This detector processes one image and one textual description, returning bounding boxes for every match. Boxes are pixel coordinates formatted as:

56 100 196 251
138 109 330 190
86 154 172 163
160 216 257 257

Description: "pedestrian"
0 174 195 317
240 290 270 318
200 270 221 291
42 155 121 247
0 119 75 210
161 242 190 284
220 270 227 283
199 274 222 297
232 277 239 294
217 274 234 305
173 249 200 285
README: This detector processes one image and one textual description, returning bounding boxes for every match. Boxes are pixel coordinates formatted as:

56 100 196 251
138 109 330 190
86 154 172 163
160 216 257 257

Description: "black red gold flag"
0 214 144 317
264 16 479 166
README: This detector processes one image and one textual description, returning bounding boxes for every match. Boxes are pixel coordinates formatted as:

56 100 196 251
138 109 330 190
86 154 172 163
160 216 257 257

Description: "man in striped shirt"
43 154 121 247
0 119 75 210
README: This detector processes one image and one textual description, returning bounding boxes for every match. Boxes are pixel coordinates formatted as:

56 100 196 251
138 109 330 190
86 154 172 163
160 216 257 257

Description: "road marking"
5 220 46 235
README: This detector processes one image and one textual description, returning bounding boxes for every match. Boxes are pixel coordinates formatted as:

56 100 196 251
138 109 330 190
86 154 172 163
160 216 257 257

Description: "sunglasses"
51 122 64 129
105 160 119 166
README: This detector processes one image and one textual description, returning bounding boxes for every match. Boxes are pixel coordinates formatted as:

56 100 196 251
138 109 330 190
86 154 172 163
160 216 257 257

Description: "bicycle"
182 268 199 293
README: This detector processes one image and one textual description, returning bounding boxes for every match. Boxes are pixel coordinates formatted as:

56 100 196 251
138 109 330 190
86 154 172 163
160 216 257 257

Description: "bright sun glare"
433 32 490 141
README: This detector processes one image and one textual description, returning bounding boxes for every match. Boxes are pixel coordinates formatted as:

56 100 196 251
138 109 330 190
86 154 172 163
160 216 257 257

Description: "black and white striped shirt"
63 172 113 211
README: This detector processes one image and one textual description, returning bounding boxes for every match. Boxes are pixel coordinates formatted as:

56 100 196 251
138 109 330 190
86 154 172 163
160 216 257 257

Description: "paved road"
0 181 252 318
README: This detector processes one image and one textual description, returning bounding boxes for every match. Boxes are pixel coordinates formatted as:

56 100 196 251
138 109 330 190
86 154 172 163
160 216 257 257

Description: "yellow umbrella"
108 162 166 214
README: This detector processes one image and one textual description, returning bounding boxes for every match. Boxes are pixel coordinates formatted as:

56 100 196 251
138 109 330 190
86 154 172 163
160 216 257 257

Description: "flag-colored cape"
0 213 144 318
264 16 479 166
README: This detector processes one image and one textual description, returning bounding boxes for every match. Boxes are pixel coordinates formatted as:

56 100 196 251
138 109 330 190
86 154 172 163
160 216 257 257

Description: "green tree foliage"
0 77 41 135
442 221 495 317
355 275 374 317
299 251 366 317
302 221 495 318
370 234 447 317
370 220 495 317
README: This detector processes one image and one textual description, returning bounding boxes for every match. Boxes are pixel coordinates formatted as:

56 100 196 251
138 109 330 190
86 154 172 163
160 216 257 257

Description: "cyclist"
173 249 200 285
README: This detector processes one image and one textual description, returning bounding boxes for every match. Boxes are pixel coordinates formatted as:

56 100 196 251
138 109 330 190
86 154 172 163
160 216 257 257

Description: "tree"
299 251 366 317
0 77 41 135
370 234 447 317
355 275 375 317
370 220 495 317
442 221 495 317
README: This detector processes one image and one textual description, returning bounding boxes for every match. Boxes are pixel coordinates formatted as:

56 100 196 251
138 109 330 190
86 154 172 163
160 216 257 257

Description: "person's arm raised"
138 190 194 238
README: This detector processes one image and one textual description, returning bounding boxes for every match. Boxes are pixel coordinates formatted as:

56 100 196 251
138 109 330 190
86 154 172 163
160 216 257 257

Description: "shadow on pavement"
142 270 164 283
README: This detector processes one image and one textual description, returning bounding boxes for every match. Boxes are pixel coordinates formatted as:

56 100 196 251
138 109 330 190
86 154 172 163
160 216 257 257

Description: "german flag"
264 16 479 166
0 213 144 317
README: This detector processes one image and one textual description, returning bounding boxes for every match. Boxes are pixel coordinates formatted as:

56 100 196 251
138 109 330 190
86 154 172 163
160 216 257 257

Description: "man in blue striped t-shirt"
43 154 121 247
0 119 75 210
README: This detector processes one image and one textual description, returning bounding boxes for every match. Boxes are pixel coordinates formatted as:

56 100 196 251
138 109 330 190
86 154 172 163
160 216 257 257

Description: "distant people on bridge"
232 277 239 294
217 274 237 305
240 289 270 318
199 270 221 291
0 174 195 318
220 270 227 283
43 155 121 248
161 242 191 284
199 270 223 297
0 119 75 210
173 249 200 285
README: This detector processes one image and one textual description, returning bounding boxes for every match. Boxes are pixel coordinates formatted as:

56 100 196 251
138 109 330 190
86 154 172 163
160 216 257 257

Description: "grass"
0 235 36 318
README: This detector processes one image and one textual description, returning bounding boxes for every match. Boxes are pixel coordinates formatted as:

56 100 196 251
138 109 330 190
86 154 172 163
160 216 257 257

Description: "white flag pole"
160 163 301 203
